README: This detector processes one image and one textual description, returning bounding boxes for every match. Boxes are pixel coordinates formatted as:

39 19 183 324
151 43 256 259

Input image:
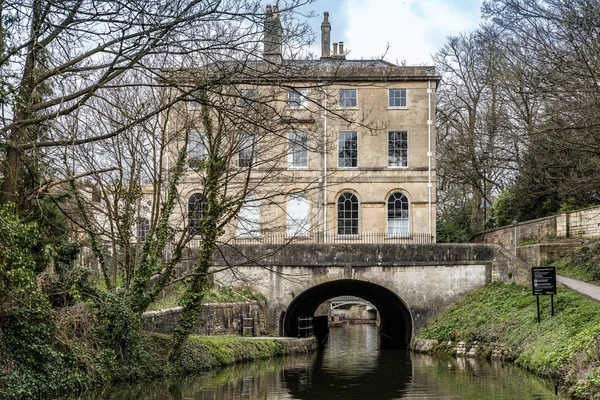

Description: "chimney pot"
264 4 282 64
321 11 331 59
333 42 338 56
339 41 344 55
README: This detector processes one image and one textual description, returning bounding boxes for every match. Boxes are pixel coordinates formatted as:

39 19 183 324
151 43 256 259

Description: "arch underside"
282 279 413 347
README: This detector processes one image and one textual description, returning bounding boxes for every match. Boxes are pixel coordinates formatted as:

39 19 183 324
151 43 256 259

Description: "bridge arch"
282 279 413 347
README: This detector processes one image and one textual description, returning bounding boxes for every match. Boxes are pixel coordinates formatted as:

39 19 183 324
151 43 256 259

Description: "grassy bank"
0 333 315 400
415 282 600 399
551 240 600 284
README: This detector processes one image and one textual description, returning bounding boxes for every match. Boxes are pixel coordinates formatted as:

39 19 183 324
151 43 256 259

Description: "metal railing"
223 232 433 245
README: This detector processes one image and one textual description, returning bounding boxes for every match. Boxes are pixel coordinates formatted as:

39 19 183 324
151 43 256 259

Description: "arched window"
137 217 150 243
337 192 359 235
387 192 409 236
187 193 206 234
237 194 260 237
287 192 310 237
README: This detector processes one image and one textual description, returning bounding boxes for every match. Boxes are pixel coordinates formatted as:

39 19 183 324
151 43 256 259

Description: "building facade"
164 7 440 244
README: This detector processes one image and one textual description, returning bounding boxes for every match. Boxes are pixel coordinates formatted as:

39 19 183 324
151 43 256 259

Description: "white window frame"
388 89 407 108
338 89 357 108
286 192 310 237
337 192 360 236
238 132 257 168
288 131 308 168
237 194 260 237
288 88 308 108
137 217 150 243
187 193 207 235
338 131 358 168
387 192 410 236
188 131 206 167
388 131 408 168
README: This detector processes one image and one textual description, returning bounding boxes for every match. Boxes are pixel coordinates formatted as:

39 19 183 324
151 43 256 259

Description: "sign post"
532 267 557 322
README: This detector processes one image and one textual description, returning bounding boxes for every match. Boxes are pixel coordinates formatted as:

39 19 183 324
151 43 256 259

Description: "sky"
297 0 484 65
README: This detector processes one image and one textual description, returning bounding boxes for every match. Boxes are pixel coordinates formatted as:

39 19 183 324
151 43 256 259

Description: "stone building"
162 7 440 244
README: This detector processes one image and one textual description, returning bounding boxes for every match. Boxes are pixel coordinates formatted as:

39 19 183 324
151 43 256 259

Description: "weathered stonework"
141 301 265 336
472 206 600 247
471 207 600 266
412 338 515 360
208 243 530 341
516 242 582 266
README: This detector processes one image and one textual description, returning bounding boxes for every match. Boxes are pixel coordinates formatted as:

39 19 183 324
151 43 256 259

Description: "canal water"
72 324 566 399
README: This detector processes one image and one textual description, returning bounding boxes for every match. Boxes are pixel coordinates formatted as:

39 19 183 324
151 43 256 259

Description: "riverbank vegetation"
0 2 325 398
1 317 314 400
550 240 600 285
416 282 600 399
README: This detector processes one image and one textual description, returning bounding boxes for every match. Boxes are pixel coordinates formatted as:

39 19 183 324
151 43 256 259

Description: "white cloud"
339 0 483 65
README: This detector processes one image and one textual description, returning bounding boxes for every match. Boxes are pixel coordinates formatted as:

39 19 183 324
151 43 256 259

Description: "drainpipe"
322 86 328 243
427 80 433 239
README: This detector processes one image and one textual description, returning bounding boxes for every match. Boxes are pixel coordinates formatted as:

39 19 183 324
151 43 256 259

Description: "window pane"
238 89 257 107
339 89 357 108
238 194 260 236
188 131 206 167
337 192 359 235
288 131 308 167
137 218 150 242
287 192 310 237
188 193 206 234
288 88 307 108
389 89 406 107
338 131 358 168
239 132 256 167
388 131 408 167
387 192 409 235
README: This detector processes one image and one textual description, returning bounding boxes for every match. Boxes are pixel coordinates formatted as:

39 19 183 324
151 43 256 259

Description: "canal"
73 324 565 399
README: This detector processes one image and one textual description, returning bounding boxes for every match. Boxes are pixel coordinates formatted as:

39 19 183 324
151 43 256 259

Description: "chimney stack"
321 12 331 59
264 4 283 65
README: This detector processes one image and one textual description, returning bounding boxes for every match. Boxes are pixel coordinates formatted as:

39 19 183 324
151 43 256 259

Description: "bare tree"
0 0 317 208
481 0 600 217
434 29 518 231
52 3 395 356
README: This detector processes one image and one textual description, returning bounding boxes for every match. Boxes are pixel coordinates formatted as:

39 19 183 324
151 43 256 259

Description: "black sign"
532 267 557 295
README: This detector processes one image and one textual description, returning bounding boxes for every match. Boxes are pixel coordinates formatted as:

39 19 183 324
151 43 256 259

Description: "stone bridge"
210 243 530 347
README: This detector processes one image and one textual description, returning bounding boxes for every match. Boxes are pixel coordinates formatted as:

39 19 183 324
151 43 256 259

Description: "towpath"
558 275 600 302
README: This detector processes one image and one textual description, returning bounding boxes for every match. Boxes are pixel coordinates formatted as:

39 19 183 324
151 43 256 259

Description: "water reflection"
71 324 566 400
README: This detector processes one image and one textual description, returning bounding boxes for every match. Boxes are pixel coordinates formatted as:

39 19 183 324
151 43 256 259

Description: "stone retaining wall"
412 338 514 360
516 242 582 266
471 206 600 247
141 301 265 336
